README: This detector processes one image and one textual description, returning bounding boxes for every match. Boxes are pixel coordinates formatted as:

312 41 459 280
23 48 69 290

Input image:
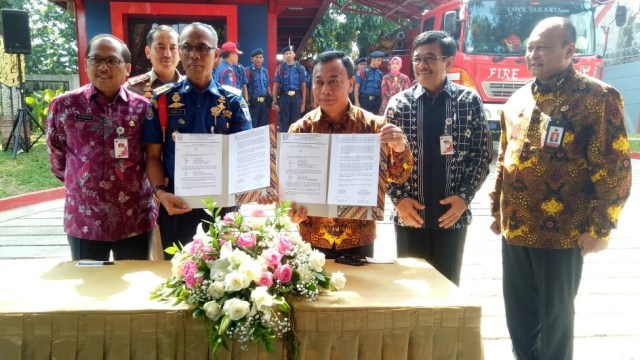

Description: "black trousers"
278 93 301 132
249 99 269 128
68 231 152 261
502 238 583 360
157 205 236 260
358 94 381 115
394 225 467 285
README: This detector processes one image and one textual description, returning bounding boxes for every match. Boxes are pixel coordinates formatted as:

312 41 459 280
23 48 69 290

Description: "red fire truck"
395 0 627 138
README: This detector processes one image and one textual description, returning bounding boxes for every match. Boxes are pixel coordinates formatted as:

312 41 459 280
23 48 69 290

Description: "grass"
0 137 61 199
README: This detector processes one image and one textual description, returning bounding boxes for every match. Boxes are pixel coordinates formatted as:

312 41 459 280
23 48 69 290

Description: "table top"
0 258 479 314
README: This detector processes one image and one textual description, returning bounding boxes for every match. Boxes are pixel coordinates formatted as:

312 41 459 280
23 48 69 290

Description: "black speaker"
1 9 32 54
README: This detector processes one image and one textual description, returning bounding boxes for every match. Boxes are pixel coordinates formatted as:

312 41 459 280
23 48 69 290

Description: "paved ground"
1 160 639 359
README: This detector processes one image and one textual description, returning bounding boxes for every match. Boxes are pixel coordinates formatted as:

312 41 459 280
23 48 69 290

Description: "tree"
305 0 406 58
2 0 77 75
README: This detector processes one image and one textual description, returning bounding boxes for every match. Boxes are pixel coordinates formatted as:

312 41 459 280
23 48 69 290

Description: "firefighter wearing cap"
350 57 367 103
214 41 249 101
355 50 384 114
245 48 272 127
272 45 307 132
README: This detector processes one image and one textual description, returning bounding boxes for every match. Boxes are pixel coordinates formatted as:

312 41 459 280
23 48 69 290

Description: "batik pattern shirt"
385 80 493 229
380 72 412 115
489 66 631 248
289 104 413 250
47 84 156 241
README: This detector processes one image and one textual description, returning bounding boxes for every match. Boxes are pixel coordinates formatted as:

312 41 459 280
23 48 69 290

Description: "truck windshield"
464 0 594 56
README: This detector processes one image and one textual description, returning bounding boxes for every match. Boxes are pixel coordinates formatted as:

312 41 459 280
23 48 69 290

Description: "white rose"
224 271 250 292
250 286 274 311
309 250 326 272
208 258 231 281
228 248 251 268
207 281 226 299
248 217 267 230
330 271 347 291
171 253 185 279
203 301 222 320
297 268 313 282
239 259 263 283
223 298 251 320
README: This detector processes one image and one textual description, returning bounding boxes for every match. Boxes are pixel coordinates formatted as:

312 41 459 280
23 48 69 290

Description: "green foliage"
306 0 404 58
25 87 64 130
4 0 78 75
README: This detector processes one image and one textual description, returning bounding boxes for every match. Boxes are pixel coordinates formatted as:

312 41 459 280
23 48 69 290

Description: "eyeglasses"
411 56 448 65
179 44 216 55
87 56 124 67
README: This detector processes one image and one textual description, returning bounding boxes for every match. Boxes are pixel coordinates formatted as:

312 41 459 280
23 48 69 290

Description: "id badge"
544 119 566 149
440 135 454 155
114 138 129 159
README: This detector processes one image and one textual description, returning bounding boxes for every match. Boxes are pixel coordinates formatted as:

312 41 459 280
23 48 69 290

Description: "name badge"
440 135 454 155
168 109 186 116
75 114 94 121
114 138 129 159
544 120 566 149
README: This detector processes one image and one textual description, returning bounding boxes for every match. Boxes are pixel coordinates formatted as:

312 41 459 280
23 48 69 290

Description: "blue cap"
354 57 366 65
370 51 385 58
282 45 295 54
250 48 263 57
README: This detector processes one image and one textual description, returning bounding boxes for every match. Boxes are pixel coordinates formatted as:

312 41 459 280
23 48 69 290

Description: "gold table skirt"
0 259 483 360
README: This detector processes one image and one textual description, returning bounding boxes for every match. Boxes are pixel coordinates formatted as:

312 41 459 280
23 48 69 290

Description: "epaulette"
153 83 175 97
220 84 242 97
127 73 150 86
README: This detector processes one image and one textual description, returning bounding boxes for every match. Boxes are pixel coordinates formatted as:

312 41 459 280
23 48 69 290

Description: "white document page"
327 134 380 206
228 126 271 194
278 133 330 204
174 133 223 197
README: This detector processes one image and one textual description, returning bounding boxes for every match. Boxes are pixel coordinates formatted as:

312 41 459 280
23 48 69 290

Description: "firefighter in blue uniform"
214 41 249 102
354 50 384 114
272 45 307 132
245 48 272 128
143 22 252 259
350 57 367 103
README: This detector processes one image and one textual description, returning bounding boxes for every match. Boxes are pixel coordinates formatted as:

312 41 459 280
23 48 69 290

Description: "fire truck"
384 0 627 139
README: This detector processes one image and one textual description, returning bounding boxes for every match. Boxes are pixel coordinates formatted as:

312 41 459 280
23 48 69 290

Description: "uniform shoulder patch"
127 73 150 86
153 83 175 97
221 84 242 97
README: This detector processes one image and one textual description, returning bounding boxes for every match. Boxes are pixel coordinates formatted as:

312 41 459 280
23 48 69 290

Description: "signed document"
327 134 380 206
278 133 330 204
228 126 271 194
174 133 222 197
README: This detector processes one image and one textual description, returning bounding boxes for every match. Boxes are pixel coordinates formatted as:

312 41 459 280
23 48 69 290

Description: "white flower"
207 281 225 299
219 240 233 259
203 301 222 320
330 271 347 291
239 259 263 283
297 268 313 282
224 271 251 292
228 248 251 268
223 298 251 320
309 250 326 272
208 258 231 281
248 217 268 230
251 286 274 311
171 253 185 279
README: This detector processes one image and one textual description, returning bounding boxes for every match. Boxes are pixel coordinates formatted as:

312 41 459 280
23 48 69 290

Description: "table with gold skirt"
0 258 483 359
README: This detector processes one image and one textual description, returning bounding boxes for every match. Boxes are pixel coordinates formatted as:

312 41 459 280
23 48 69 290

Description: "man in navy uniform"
350 57 367 103
214 41 249 102
143 22 252 259
354 50 384 114
245 48 272 128
126 25 182 99
272 45 307 132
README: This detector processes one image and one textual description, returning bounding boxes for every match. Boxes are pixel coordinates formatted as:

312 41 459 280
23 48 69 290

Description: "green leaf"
218 315 232 335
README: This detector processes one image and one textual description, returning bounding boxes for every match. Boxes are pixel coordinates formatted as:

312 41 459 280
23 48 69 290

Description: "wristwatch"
152 184 168 201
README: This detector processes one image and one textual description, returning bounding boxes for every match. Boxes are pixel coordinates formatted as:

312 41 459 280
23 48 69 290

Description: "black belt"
361 95 380 101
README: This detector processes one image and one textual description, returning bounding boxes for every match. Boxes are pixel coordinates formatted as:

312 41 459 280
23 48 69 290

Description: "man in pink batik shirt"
47 34 156 261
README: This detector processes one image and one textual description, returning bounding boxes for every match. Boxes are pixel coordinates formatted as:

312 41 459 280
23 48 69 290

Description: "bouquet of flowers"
151 201 346 358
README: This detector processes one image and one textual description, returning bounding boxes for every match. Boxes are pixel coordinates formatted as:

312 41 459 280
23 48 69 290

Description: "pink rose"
182 260 203 289
262 249 283 268
276 236 293 255
258 271 274 288
237 232 257 249
250 208 267 217
221 213 236 226
275 264 293 284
